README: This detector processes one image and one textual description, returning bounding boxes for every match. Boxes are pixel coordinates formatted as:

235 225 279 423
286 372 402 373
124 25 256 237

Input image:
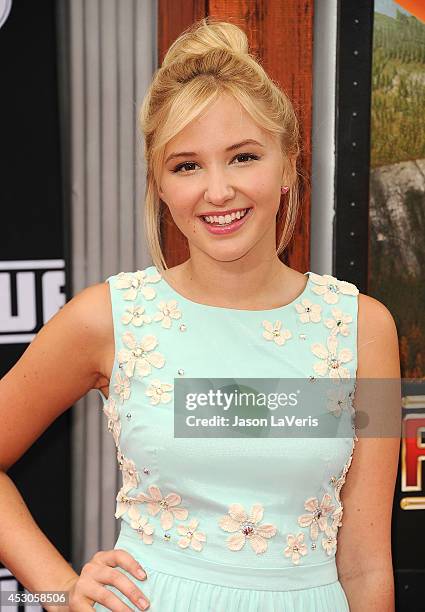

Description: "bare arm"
0 282 113 611
336 294 401 611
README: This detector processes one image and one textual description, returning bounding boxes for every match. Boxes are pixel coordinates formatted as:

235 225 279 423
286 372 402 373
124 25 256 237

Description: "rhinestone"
163 533 171 541
311 542 317 550
309 376 316 382
179 323 187 332
240 520 256 536
178 368 184 376
126 413 132 420
143 467 150 475
299 333 307 340
330 476 337 485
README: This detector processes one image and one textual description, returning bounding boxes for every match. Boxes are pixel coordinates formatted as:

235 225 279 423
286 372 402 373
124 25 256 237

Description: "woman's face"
158 93 286 263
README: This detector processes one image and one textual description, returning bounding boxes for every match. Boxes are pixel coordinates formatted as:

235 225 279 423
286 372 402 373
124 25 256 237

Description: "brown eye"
172 152 260 174
233 153 260 163
173 162 198 173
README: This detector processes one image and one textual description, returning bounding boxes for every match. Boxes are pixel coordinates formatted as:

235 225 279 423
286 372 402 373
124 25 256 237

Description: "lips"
197 206 253 218
198 206 254 235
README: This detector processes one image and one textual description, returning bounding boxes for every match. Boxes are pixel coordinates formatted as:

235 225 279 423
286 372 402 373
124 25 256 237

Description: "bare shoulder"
0 281 114 471
43 280 113 377
357 292 400 377
61 281 115 388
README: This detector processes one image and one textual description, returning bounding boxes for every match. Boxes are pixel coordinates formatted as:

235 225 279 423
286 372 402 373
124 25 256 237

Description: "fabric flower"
115 483 140 519
177 518 206 552
113 371 131 403
137 485 188 529
145 379 173 405
331 446 355 529
324 307 352 337
102 397 121 446
115 270 161 301
283 533 308 565
311 334 353 379
297 493 335 540
121 304 152 327
322 524 337 556
218 503 277 554
309 272 358 305
325 382 352 417
118 332 165 378
127 505 154 545
152 300 182 329
120 455 140 490
262 320 292 346
294 298 322 323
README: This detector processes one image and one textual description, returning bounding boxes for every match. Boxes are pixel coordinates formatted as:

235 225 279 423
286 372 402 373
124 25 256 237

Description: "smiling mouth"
200 207 253 226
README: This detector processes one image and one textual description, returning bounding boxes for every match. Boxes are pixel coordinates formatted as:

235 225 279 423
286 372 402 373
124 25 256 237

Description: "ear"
157 184 166 202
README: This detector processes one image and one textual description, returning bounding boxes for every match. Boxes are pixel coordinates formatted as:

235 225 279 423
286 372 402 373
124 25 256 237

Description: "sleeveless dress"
94 265 359 612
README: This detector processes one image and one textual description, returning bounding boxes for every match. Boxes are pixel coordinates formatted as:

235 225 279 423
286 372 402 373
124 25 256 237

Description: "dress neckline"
151 265 311 314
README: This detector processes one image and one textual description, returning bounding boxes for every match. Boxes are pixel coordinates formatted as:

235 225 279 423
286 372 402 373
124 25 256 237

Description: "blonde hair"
138 17 303 273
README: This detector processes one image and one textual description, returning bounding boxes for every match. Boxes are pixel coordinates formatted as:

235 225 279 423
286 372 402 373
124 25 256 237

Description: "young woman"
0 17 400 612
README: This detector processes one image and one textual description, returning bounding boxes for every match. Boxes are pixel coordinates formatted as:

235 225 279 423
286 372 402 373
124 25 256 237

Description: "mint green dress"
94 265 359 611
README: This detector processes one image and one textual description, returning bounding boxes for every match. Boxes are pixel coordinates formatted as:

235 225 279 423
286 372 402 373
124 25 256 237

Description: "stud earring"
281 185 289 194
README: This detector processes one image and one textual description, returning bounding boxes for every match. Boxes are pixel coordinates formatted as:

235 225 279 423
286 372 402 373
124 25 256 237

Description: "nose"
204 171 235 205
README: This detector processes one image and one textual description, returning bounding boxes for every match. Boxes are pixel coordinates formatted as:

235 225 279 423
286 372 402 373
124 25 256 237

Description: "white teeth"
203 208 249 225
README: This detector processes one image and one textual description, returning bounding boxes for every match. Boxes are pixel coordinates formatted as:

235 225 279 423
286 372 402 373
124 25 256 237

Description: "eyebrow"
165 139 265 164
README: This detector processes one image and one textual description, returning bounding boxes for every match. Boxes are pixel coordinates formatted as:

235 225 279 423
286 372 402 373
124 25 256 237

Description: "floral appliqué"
309 272 359 305
311 334 353 379
118 332 165 378
115 270 161 301
283 533 308 565
127 505 155 545
331 445 355 529
102 397 121 446
115 483 140 519
177 519 207 552
295 298 322 323
297 493 335 540
120 455 140 490
218 503 277 554
121 304 152 327
145 378 173 405
152 300 182 329
137 485 189 529
113 371 131 402
324 307 353 337
326 381 353 417
262 320 292 346
322 524 337 555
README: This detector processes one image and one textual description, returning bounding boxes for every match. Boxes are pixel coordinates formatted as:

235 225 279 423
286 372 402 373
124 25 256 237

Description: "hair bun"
162 17 249 67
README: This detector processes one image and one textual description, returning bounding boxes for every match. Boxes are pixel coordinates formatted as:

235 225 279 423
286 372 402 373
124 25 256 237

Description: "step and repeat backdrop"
0 1 71 609
369 2 425 607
